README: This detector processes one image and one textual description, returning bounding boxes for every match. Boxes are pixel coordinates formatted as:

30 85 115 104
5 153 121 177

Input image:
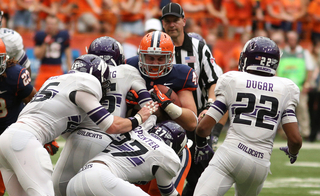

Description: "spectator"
118 0 145 36
181 0 227 38
37 0 60 30
262 0 293 34
14 0 40 32
113 30 138 59
270 29 286 49
232 0 254 40
281 0 307 34
100 0 120 34
144 18 162 34
56 0 79 32
75 0 102 33
308 38 320 142
277 30 314 140
160 3 223 196
308 0 320 44
0 0 15 28
227 32 251 72
34 15 72 90
205 32 226 72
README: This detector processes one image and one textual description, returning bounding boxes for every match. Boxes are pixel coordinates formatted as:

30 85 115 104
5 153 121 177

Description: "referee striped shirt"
172 32 223 112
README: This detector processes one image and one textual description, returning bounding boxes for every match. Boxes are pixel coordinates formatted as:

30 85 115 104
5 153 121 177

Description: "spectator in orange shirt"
181 0 227 38
100 0 120 34
37 0 60 30
262 0 293 34
281 0 307 33
0 0 15 28
56 0 79 32
118 0 145 36
308 0 320 44
206 32 227 72
75 0 102 33
14 0 40 32
227 32 251 72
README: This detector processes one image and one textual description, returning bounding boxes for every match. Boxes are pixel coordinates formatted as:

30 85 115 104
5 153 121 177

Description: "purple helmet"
188 32 206 44
87 36 125 66
71 54 109 85
148 120 187 156
238 36 280 76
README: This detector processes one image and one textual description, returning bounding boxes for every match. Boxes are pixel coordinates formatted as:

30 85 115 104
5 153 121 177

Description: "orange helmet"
0 38 7 75
138 31 175 78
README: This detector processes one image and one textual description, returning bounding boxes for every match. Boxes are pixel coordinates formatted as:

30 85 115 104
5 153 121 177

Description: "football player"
0 10 32 74
126 31 198 195
52 36 153 196
194 37 302 196
0 54 157 196
67 116 186 196
0 38 36 196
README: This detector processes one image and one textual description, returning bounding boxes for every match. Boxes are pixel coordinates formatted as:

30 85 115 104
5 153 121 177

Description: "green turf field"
4 133 320 196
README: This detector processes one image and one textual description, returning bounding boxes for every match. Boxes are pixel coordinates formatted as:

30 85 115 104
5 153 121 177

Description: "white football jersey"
0 28 30 68
211 71 300 153
17 71 102 143
89 116 181 184
77 64 150 131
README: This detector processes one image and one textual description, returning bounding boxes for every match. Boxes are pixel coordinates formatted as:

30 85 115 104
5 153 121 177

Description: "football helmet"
238 36 280 76
138 31 174 78
188 32 206 44
71 54 109 86
148 120 187 156
87 36 125 66
0 38 7 75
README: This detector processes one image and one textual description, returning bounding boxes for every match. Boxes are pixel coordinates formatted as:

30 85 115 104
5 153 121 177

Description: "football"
152 84 181 122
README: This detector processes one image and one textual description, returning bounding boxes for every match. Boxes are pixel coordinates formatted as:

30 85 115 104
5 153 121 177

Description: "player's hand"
138 101 159 122
44 35 53 45
194 144 214 164
279 146 298 164
126 90 139 105
150 85 172 109
44 140 59 156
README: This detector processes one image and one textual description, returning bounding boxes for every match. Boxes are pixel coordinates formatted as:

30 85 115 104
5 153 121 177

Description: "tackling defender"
52 36 153 196
0 54 156 196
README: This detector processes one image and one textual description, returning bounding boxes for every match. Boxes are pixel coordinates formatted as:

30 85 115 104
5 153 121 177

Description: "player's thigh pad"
67 162 149 196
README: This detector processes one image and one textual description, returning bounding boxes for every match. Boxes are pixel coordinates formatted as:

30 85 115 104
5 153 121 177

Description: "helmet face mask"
138 31 174 78
238 36 280 76
0 38 7 75
148 120 187 156
87 36 125 66
71 54 109 86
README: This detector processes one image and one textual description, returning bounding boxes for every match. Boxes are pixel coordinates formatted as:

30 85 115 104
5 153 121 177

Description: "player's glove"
150 85 172 109
126 90 139 105
44 140 59 156
279 146 298 164
194 144 214 164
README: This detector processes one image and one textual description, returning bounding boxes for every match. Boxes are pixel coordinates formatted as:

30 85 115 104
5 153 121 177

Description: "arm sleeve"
15 49 31 69
154 167 179 196
281 81 300 125
206 95 228 122
75 91 114 132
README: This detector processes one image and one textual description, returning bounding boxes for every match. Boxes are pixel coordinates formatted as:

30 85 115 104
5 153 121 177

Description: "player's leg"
1 168 27 196
0 128 54 196
53 129 112 196
233 157 269 196
67 162 149 196
194 145 235 196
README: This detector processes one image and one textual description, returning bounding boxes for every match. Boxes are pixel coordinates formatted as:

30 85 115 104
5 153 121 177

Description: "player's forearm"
173 109 198 132
196 115 217 138
282 122 302 155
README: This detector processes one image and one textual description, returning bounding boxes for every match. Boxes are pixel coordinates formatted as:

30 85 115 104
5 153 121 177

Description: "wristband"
164 103 183 120
129 117 139 129
212 123 223 137
134 113 143 125
195 133 208 147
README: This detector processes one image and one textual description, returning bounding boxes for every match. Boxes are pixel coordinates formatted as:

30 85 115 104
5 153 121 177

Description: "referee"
161 3 224 196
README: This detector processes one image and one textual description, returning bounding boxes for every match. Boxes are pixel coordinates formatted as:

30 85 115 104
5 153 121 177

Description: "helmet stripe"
151 31 161 48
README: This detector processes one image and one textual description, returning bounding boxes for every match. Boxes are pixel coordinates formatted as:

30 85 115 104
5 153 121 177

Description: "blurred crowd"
1 0 320 41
